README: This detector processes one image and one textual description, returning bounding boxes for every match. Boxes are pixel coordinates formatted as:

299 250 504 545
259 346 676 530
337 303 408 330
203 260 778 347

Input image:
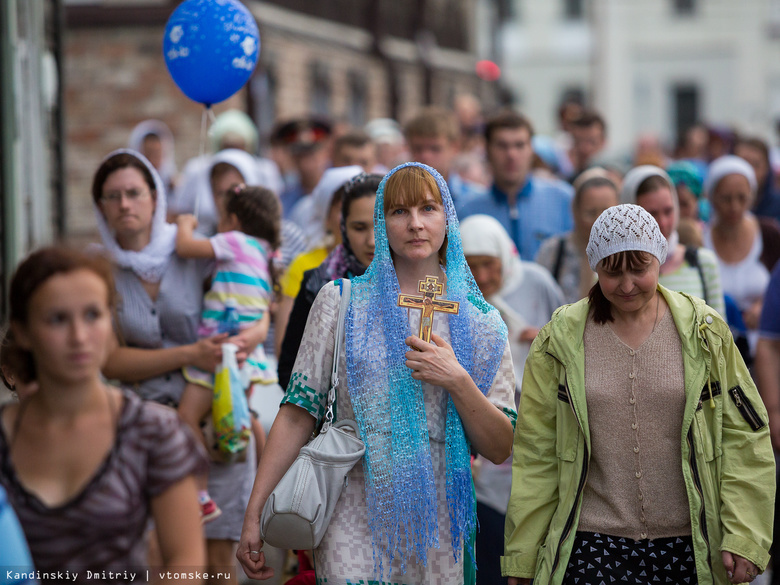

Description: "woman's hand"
404 333 468 389
406 333 513 462
236 518 274 580
518 327 540 343
229 312 271 364
722 551 760 583
188 333 229 372
743 299 763 331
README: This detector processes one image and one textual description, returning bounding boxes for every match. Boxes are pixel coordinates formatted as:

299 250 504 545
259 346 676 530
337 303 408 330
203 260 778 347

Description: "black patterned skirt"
563 532 698 585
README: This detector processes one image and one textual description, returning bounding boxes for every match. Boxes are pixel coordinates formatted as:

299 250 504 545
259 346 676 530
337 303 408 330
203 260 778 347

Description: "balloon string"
194 106 210 220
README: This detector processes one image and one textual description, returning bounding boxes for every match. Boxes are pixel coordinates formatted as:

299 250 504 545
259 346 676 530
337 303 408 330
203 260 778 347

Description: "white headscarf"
620 164 680 252
460 214 524 292
704 155 758 202
127 119 177 190
183 149 264 236
304 165 363 249
460 214 530 382
93 148 178 283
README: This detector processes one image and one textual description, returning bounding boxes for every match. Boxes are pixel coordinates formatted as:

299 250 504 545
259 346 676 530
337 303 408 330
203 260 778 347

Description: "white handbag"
260 279 365 550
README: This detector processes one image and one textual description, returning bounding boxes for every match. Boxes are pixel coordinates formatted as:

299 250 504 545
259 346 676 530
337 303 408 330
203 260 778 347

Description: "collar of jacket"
543 284 727 366
540 284 729 449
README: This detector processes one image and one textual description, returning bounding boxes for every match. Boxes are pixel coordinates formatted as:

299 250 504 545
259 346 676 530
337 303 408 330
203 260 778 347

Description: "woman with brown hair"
1 247 206 580
503 204 774 585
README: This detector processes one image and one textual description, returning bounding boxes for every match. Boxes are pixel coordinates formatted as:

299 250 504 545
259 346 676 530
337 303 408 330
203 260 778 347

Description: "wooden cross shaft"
397 275 459 343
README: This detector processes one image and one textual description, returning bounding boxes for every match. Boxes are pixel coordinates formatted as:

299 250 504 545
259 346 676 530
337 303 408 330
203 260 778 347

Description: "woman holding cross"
237 162 516 584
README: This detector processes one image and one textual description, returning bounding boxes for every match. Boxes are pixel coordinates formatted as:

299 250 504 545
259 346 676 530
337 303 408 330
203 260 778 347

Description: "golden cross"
397 275 459 343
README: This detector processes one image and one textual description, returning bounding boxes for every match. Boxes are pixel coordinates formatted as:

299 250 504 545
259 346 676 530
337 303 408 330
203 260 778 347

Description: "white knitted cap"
586 204 668 270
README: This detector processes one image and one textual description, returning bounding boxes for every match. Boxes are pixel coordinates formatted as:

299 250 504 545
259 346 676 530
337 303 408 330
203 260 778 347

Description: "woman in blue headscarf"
237 163 516 584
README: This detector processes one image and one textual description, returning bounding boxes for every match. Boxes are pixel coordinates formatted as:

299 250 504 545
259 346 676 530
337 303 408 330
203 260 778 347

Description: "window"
309 61 331 117
347 70 367 127
250 61 276 148
563 0 584 20
496 0 515 21
673 0 695 15
673 84 699 142
561 87 586 107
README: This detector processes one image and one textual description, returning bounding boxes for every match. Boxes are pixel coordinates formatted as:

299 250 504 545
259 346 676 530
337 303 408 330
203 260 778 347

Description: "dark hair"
588 250 654 324
571 110 607 136
340 173 383 220
9 247 117 381
91 152 156 205
635 174 672 198
573 176 618 209
224 186 282 249
0 328 33 389
210 162 243 184
484 110 535 144
735 137 770 167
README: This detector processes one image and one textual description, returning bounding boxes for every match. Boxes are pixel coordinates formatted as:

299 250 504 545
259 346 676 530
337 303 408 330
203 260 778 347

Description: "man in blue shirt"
457 110 574 261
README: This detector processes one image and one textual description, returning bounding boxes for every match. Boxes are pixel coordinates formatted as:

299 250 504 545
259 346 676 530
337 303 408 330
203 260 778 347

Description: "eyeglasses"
100 188 151 204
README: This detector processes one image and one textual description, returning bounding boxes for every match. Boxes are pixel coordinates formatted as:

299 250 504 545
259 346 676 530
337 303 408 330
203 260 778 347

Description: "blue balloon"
164 0 260 107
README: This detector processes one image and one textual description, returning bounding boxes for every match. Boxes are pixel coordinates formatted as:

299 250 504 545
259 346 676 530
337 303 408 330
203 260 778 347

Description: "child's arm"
176 214 216 259
230 310 271 364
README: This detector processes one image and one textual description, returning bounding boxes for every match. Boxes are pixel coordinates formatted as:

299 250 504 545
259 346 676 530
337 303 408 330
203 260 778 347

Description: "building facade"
0 0 64 320
62 0 491 241
495 0 780 155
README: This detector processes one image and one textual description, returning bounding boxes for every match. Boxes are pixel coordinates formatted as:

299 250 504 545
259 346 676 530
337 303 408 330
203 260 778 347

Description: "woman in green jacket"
502 204 774 585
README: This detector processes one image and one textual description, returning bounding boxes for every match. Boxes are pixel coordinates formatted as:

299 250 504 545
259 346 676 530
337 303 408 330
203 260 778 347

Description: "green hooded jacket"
501 285 774 585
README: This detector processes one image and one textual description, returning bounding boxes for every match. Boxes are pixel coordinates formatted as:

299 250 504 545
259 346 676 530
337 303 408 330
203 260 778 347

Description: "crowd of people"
1 97 779 585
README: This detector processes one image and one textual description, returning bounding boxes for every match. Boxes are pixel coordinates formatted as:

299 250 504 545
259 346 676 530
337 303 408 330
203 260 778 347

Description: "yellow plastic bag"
212 343 251 460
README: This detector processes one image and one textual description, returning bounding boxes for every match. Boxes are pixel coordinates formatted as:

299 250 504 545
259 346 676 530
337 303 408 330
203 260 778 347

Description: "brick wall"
64 25 245 239
63 22 481 241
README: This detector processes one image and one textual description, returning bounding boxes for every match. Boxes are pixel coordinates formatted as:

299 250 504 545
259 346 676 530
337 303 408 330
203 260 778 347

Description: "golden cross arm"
397 275 459 343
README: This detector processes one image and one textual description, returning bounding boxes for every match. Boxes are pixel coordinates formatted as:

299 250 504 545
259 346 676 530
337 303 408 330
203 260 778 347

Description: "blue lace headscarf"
345 162 508 574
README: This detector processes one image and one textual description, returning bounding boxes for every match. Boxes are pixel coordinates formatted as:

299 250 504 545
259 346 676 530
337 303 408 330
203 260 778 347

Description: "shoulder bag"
259 279 365 550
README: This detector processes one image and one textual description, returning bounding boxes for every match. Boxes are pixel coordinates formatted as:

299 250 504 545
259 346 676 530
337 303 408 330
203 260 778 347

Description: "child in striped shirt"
175 184 280 522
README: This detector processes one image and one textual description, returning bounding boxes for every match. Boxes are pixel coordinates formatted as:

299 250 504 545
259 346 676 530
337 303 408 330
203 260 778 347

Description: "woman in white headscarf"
275 165 363 356
93 149 268 584
127 119 178 195
461 214 563 585
702 155 780 357
171 109 284 216
621 165 726 318
535 169 619 304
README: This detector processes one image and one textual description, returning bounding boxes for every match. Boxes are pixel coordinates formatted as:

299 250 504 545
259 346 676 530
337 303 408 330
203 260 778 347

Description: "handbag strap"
322 278 351 430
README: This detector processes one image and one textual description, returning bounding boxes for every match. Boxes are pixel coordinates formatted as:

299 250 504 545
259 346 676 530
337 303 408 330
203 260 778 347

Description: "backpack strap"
684 246 708 305
552 237 567 282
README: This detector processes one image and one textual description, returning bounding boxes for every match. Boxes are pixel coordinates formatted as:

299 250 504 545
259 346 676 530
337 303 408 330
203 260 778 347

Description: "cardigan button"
631 423 637 430
634 446 639 453
629 372 635 379
705 316 713 324
629 397 636 404
640 532 647 539
635 471 642 478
